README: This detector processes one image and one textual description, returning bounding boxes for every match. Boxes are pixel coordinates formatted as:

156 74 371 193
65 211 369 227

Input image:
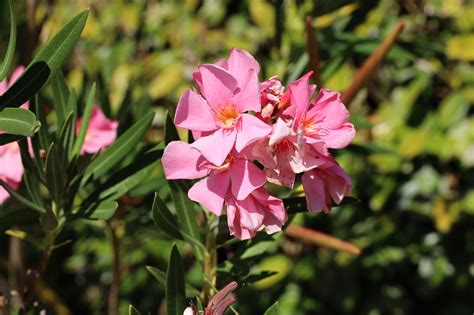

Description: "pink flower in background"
0 143 24 204
302 158 352 212
174 48 271 166
0 66 27 205
76 105 118 155
226 187 287 240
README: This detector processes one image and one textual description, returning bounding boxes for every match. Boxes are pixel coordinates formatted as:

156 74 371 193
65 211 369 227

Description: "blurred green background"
1 0 474 314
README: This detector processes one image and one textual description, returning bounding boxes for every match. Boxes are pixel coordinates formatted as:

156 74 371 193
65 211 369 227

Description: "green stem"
201 224 217 305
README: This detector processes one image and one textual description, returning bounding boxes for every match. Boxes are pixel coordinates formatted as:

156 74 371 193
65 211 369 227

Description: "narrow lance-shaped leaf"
0 10 88 110
164 111 180 144
0 0 16 82
151 193 185 240
69 200 118 221
45 143 64 209
0 179 46 213
51 71 71 128
0 108 41 136
166 244 187 315
151 193 206 252
263 302 279 315
128 305 141 315
146 266 200 297
170 180 204 261
31 9 89 77
80 111 154 186
71 83 95 158
0 61 50 110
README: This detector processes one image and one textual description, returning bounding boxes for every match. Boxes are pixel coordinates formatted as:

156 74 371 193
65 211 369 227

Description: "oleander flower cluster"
0 67 118 204
162 49 356 240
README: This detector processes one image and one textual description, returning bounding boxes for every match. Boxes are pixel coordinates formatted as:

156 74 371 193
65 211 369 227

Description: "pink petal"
174 89 217 132
198 64 238 111
162 141 209 180
306 89 355 148
9 66 25 85
0 143 23 182
235 114 272 152
229 158 266 200
188 172 230 216
232 69 261 112
252 188 287 234
318 123 356 149
191 128 236 166
302 171 328 212
78 105 118 155
233 196 265 231
288 71 313 126
266 167 295 188
325 164 352 204
227 48 260 83
0 178 20 205
226 197 256 240
269 118 291 146
288 144 325 173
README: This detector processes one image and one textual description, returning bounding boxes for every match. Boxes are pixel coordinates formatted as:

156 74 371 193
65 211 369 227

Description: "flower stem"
201 225 217 304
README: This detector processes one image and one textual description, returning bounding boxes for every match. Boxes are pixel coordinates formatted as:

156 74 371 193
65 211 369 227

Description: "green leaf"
0 133 24 146
128 305 141 315
51 71 71 128
0 179 46 213
241 240 274 259
166 244 186 315
0 108 41 136
70 200 118 221
80 112 154 186
151 193 206 253
31 9 89 76
164 111 180 144
169 181 204 261
71 83 95 158
45 143 64 208
146 266 200 297
264 302 279 315
0 62 50 110
34 94 51 150
0 0 16 82
95 144 163 201
151 193 185 240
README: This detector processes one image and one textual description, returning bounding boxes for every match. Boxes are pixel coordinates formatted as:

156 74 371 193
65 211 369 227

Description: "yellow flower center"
215 105 239 128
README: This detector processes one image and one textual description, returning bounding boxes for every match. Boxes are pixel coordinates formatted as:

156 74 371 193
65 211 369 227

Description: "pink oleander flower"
226 187 287 240
302 157 352 212
252 72 355 188
0 66 27 205
162 141 286 239
76 105 118 155
0 143 23 204
174 48 271 166
162 141 266 215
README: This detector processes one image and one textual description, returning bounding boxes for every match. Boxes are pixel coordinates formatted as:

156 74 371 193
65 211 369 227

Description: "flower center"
215 105 239 128
300 118 318 136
